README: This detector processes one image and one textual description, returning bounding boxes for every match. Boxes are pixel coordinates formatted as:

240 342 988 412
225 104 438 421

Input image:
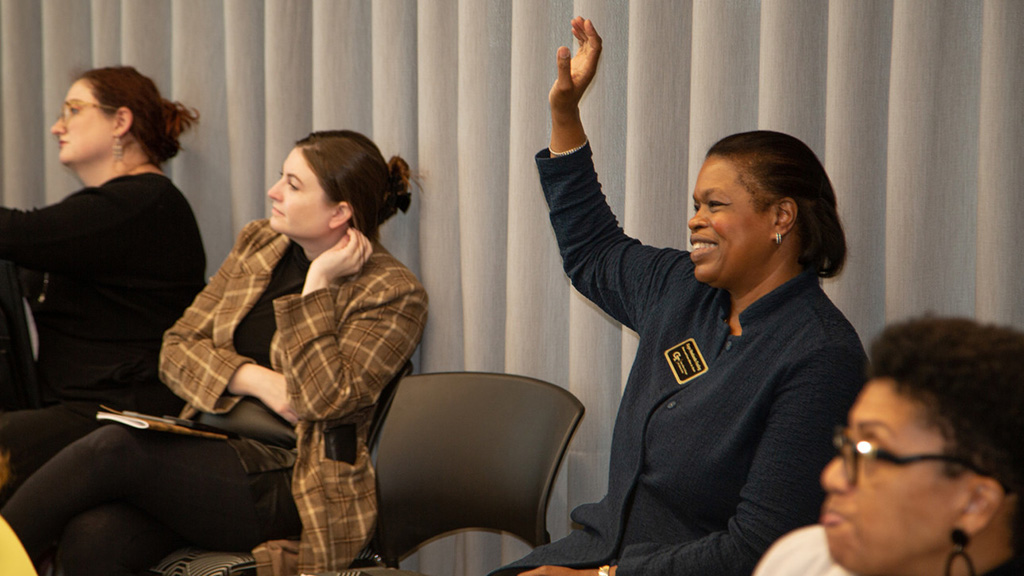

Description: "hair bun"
162 99 200 141
380 156 412 224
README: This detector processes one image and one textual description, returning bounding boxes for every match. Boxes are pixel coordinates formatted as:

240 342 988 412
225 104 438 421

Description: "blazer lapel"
211 232 292 348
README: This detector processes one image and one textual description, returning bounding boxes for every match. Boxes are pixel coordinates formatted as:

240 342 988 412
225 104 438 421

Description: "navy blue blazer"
494 145 865 576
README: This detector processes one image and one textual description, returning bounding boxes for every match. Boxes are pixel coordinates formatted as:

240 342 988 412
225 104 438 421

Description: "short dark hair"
79 66 198 165
869 316 1024 552
295 130 412 242
706 130 846 278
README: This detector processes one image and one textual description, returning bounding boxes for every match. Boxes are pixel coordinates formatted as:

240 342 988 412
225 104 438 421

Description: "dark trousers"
0 402 102 505
1 424 301 576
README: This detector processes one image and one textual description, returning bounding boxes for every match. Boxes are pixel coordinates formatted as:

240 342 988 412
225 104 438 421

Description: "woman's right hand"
549 16 603 154
227 363 299 424
303 227 373 296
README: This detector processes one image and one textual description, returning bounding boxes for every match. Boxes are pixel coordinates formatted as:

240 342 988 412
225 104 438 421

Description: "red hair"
78 66 199 165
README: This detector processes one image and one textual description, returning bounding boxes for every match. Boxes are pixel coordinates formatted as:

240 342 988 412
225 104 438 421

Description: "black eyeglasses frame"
832 426 992 487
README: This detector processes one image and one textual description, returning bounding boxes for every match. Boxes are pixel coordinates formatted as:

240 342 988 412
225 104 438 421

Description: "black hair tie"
392 191 411 213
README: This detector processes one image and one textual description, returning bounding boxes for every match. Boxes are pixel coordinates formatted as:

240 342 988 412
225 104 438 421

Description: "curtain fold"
90 0 120 65
2 0 45 209
504 1 572 565
417 0 461 375
264 0 313 190
2 2 1022 575
456 0 511 374
312 0 373 133
372 1 419 278
171 1 232 258
976 0 1024 327
822 0 892 343
42 0 89 204
759 0 829 151
223 0 266 232
885 0 981 323
688 1 761 196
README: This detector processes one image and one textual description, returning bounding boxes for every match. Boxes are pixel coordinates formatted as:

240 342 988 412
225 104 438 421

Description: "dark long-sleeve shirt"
496 145 865 576
0 173 205 412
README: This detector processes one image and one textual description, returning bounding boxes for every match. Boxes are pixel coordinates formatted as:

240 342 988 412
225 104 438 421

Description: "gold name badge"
664 338 708 385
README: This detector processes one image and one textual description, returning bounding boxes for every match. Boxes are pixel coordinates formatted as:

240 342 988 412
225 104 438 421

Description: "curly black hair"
868 316 1024 551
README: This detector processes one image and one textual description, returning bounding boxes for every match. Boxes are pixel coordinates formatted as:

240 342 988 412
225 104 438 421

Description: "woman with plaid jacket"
1 130 428 575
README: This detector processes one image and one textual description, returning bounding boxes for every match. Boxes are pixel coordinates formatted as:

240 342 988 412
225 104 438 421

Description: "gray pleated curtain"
2 1 1021 575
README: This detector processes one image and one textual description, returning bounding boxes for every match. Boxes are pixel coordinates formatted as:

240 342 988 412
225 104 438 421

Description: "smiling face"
820 379 977 576
688 156 782 295
50 80 119 176
268 147 349 253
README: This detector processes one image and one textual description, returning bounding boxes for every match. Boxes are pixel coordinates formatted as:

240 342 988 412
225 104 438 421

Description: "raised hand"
549 17 603 155
550 17 603 114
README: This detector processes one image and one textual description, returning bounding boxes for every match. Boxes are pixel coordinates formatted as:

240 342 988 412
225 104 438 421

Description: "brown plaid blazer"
159 219 428 571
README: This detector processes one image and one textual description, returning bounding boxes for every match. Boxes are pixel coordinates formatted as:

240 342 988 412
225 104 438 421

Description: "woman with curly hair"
756 316 1024 576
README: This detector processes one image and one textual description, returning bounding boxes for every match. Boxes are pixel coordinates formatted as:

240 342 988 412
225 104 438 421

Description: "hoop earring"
944 528 977 576
113 136 124 161
774 232 782 245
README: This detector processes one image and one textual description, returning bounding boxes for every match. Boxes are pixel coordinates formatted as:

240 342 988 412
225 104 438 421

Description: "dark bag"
0 259 39 410
197 362 413 460
196 397 297 449
196 397 358 463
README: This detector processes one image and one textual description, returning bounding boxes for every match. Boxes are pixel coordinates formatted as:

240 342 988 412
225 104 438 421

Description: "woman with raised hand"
755 317 1024 576
0 66 205 504
493 17 865 576
1 130 428 575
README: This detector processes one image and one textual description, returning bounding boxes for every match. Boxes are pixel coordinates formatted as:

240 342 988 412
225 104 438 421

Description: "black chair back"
369 372 585 567
0 259 39 410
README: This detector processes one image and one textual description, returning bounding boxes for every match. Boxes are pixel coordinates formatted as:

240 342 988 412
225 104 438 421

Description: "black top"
987 556 1024 575
233 241 310 368
0 173 206 413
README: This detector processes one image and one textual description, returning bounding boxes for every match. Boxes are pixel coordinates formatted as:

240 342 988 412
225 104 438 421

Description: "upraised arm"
549 17 603 155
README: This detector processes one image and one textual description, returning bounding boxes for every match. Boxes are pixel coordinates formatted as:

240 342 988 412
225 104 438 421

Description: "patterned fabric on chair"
149 547 255 576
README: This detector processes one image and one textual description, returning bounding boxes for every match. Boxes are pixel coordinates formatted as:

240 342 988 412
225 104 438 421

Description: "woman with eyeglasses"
493 16 865 576
754 317 1024 576
0 67 205 505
